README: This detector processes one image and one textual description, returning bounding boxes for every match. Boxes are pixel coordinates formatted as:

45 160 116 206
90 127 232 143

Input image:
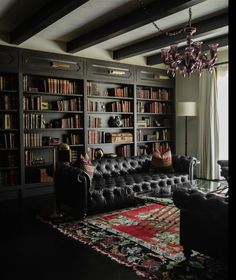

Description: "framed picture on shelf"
41 102 49 110
142 117 150 127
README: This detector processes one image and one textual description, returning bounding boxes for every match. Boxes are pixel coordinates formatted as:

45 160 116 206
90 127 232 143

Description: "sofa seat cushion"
88 172 189 212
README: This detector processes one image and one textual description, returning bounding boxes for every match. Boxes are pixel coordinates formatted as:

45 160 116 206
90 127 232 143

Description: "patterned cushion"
79 153 95 179
151 149 173 172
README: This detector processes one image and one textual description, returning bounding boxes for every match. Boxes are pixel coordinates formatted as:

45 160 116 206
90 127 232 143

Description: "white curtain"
217 64 228 160
197 69 220 179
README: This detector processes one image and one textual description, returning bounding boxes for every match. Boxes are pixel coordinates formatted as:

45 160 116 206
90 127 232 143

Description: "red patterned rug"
41 203 228 280
87 203 183 262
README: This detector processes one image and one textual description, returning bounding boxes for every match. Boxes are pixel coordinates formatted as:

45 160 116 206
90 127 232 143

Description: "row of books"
105 101 131 113
137 101 172 114
0 114 18 129
62 133 81 145
89 116 102 128
51 98 82 111
23 96 42 110
87 82 132 97
88 115 132 128
0 152 17 167
0 94 18 110
116 144 131 157
137 87 170 100
0 133 18 148
71 149 80 162
106 87 132 97
136 142 170 156
24 114 45 129
88 131 106 144
23 96 83 112
24 133 42 147
0 75 16 91
50 115 82 128
136 129 170 142
87 144 132 160
23 75 79 94
0 170 19 186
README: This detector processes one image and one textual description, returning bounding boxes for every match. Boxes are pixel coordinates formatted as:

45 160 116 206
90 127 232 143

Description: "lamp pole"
185 116 188 156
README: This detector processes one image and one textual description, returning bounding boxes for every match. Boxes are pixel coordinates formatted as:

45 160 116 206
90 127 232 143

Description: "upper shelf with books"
23 75 84 95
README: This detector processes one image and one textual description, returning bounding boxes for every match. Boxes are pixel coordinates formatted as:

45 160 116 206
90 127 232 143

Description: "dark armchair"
217 160 229 182
173 188 228 263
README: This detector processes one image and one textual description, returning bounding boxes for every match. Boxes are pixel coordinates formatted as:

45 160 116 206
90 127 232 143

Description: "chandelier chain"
137 0 186 36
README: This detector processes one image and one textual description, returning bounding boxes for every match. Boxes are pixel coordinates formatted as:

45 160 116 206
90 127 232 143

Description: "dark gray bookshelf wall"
0 45 175 200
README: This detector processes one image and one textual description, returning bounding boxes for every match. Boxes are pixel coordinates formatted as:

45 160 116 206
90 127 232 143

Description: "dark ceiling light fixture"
161 8 218 77
138 0 219 77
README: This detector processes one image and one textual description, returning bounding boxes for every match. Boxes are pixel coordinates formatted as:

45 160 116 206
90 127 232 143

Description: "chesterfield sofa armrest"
54 162 90 219
172 155 199 182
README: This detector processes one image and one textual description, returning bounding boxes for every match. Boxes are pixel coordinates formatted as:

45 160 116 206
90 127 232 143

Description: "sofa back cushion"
92 155 151 178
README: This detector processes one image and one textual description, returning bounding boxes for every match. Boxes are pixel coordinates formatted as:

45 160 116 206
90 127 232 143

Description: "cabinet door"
0 46 18 72
86 59 134 83
136 66 174 87
0 72 20 187
22 50 85 78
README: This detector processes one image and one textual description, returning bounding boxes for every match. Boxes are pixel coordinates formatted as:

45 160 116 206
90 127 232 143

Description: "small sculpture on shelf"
108 116 124 127
94 148 104 159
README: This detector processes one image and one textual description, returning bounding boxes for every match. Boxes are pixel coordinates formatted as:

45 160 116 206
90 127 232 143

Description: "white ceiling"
0 0 228 67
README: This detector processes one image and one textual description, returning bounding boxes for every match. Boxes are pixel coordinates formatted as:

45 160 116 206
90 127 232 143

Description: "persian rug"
87 203 183 262
41 203 228 280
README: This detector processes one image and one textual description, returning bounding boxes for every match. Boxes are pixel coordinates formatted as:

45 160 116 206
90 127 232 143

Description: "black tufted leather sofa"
173 188 228 262
54 155 198 219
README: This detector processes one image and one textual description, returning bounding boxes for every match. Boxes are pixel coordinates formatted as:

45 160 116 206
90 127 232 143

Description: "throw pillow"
151 148 173 172
75 153 95 179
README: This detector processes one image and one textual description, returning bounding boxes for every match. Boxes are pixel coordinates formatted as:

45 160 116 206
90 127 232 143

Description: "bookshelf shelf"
87 112 133 115
137 126 171 130
24 128 84 131
24 91 83 97
88 95 133 100
0 148 19 151
0 166 19 171
88 127 133 130
137 98 174 102
24 110 83 114
0 110 18 113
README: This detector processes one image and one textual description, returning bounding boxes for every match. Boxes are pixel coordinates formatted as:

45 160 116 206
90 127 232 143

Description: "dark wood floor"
0 194 142 280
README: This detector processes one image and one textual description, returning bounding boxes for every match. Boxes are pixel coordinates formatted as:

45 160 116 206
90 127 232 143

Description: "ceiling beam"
10 0 89 44
67 0 206 53
113 11 228 60
146 34 228 65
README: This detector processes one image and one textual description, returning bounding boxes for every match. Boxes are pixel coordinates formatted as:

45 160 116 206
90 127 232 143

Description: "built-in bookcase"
136 85 174 156
0 46 175 200
22 74 84 184
86 81 134 160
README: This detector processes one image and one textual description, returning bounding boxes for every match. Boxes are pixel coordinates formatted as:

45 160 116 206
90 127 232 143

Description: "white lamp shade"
177 102 197 116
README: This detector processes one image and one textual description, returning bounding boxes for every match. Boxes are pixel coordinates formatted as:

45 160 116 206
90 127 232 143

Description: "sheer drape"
197 69 220 179
217 64 228 160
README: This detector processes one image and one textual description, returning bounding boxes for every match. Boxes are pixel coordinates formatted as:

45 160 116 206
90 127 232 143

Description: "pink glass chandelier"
161 8 219 77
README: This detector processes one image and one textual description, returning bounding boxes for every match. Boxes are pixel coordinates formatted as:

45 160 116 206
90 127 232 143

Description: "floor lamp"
177 102 197 156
